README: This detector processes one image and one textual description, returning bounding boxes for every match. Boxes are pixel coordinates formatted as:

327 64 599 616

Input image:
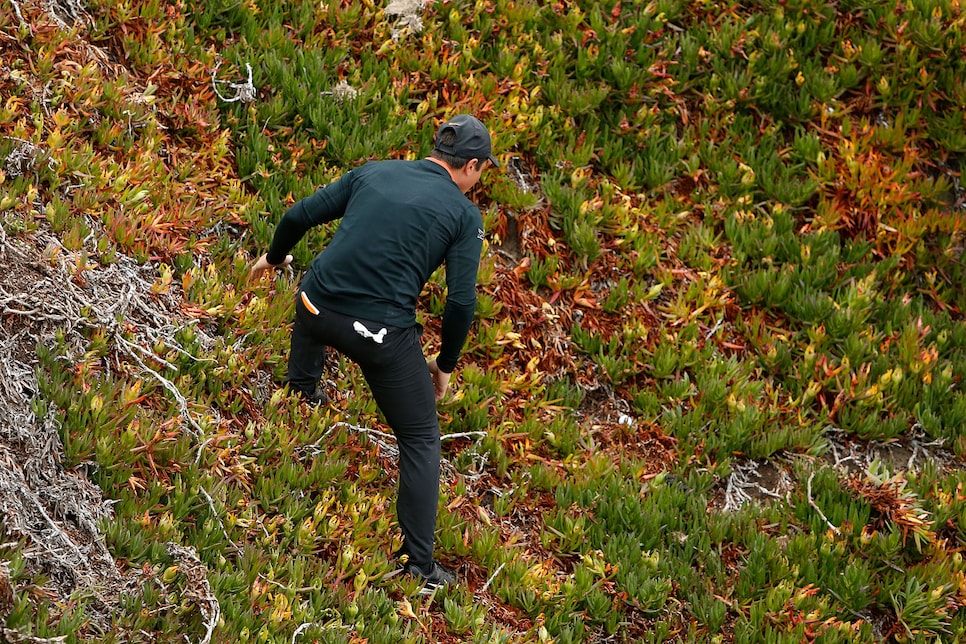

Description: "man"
250 114 498 593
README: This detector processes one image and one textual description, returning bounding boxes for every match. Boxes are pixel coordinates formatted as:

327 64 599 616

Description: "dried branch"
121 342 204 438
807 472 840 535
320 80 359 105
479 562 505 594
386 0 431 40
1 629 67 644
441 431 488 441
2 136 56 177
720 459 794 512
165 543 220 644
9 0 28 29
0 208 218 624
198 485 241 554
212 61 256 104
43 0 90 29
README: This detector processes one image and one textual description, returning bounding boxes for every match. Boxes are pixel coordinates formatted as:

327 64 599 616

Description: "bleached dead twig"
165 543 220 644
353 425 401 460
303 421 488 480
824 423 953 477
115 332 179 372
320 80 359 105
720 459 794 512
122 344 205 438
386 0 431 40
198 486 240 553
480 562 505 594
0 213 221 627
722 471 751 512
704 316 725 340
292 623 313 643
44 0 90 29
1 629 67 643
9 0 28 29
807 472 840 535
212 61 256 104
2 136 57 177
441 431 487 441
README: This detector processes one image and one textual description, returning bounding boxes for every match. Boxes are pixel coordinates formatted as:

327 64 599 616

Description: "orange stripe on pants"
300 291 320 315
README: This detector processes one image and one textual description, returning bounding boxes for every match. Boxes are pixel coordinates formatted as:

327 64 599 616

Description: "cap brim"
487 154 500 168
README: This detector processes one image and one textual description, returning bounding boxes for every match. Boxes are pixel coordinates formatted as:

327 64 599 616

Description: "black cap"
434 114 499 168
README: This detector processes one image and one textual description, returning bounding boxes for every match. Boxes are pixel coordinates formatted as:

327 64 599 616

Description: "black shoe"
403 560 456 595
302 386 329 406
280 378 330 406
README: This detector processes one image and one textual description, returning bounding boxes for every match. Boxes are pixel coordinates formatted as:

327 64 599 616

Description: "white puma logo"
353 321 387 344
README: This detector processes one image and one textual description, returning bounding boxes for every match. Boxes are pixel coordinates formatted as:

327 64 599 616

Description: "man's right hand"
250 253 293 281
427 359 451 402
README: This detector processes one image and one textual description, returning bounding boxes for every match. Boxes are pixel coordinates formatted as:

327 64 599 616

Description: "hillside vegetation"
2 0 966 642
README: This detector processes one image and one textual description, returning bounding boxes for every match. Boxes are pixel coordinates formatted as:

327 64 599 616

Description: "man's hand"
250 253 292 281
427 358 451 402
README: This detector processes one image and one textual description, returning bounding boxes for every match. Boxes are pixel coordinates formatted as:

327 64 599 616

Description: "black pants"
287 290 440 570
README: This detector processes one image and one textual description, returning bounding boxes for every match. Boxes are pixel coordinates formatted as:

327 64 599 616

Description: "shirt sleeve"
265 171 355 265
436 207 484 373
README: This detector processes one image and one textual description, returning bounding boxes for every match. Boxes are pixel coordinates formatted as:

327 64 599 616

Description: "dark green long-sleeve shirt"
266 158 483 372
